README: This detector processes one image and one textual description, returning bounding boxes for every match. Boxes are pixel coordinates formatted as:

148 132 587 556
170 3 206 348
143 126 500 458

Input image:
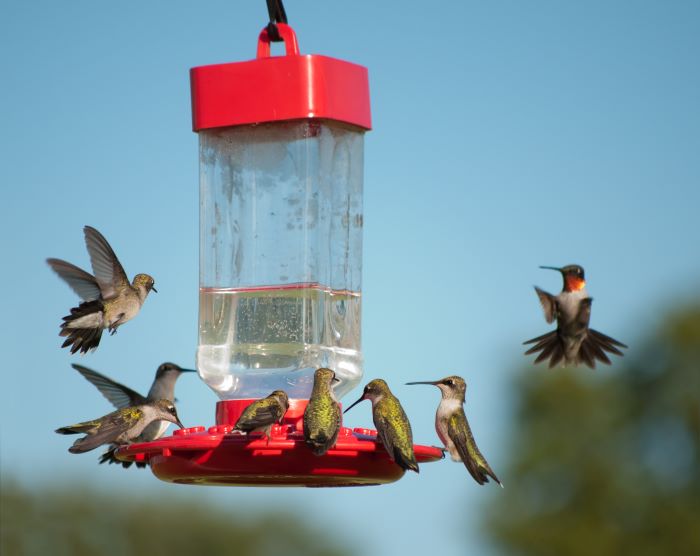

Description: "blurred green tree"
485 304 700 555
1 481 354 556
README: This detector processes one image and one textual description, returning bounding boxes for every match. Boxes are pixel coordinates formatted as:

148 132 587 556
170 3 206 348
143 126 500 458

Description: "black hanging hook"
266 0 288 42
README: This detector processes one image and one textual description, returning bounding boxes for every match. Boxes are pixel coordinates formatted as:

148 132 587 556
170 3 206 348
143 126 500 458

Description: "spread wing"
72 364 147 409
46 258 102 301
534 287 558 324
83 226 129 299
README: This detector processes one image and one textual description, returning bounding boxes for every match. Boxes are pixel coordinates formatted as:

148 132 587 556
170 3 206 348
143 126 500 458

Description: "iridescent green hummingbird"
56 399 184 454
233 390 289 438
72 362 196 468
47 225 157 354
407 375 502 486
344 379 419 473
303 368 342 456
524 265 627 368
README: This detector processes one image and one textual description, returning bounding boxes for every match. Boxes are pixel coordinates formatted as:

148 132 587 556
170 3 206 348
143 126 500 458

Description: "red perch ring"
116 399 444 487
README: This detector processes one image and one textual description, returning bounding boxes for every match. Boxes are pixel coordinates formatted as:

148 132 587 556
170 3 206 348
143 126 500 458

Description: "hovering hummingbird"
344 379 419 473
303 368 342 456
56 399 184 454
47 225 157 354
233 390 289 438
72 362 196 468
407 375 502 487
524 265 627 369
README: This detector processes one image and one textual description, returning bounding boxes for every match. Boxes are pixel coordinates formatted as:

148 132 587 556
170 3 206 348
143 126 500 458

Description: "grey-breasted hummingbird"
524 265 627 368
407 375 502 486
47 225 156 354
344 379 419 473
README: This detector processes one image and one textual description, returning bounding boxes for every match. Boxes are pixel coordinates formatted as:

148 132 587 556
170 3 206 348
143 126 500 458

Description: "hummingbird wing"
234 399 284 432
66 407 144 453
83 226 130 299
576 297 593 328
373 399 419 473
72 364 147 409
46 258 102 301
447 409 502 486
534 287 558 324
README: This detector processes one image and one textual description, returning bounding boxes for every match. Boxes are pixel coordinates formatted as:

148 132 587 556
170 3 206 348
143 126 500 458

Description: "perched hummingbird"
47 225 157 354
56 399 184 454
524 265 627 369
72 362 196 468
344 379 419 473
407 376 502 487
233 390 290 438
303 368 342 456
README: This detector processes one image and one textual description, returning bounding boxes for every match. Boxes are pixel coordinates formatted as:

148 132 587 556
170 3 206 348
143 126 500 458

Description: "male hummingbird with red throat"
524 265 627 369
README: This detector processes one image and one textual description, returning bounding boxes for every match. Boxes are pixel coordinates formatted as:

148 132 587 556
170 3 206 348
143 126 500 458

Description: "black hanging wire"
265 0 288 42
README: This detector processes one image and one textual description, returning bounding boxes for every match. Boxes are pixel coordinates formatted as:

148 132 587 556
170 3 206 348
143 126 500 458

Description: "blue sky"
2 1 699 555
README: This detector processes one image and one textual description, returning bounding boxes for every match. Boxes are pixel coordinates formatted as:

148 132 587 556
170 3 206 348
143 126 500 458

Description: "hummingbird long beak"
175 418 185 429
151 287 158 293
539 266 562 272
332 376 341 383
179 368 197 373
343 395 365 414
405 380 440 386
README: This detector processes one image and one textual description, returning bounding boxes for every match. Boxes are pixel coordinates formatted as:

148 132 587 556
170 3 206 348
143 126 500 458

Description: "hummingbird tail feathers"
464 454 502 486
305 432 338 456
59 300 105 354
579 329 627 368
307 440 330 456
393 447 419 473
523 331 565 368
524 329 627 369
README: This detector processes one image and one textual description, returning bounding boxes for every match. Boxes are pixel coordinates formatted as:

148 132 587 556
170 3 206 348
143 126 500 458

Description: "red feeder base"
116 399 444 487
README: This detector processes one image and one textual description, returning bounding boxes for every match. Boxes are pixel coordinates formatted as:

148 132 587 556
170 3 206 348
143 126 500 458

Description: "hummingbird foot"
108 314 126 335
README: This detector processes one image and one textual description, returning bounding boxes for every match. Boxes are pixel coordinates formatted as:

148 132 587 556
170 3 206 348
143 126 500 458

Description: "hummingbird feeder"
117 18 442 486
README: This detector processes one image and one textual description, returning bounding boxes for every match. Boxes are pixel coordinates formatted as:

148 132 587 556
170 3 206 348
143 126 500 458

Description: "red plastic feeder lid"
190 23 371 131
116 399 444 487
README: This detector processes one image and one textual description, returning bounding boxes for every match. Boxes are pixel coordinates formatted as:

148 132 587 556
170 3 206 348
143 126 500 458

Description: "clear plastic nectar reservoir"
197 122 364 399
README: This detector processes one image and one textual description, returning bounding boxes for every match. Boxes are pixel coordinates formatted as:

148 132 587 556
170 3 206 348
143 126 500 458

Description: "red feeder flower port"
116 22 444 486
